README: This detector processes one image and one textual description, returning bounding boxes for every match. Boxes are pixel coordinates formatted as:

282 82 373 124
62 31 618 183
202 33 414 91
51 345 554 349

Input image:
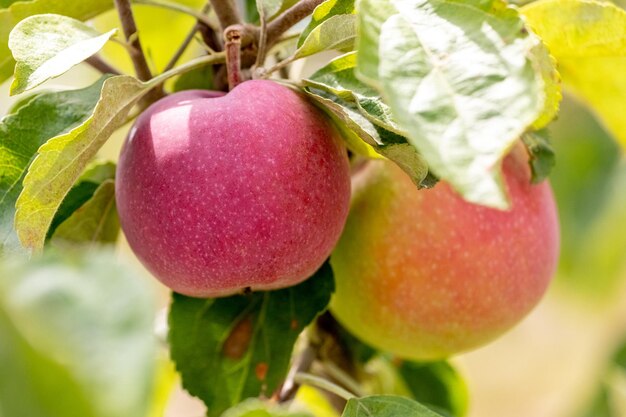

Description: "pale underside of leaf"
14 76 147 251
357 0 544 208
9 13 116 95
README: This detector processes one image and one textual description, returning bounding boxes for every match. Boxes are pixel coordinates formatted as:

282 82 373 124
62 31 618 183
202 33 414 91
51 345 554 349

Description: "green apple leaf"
0 0 114 83
522 0 626 150
51 179 118 246
357 0 544 209
47 161 116 240
0 249 156 417
305 52 401 134
9 14 116 95
0 77 107 255
528 36 562 130
14 75 148 252
169 262 334 417
341 396 446 417
298 0 355 48
398 361 468 417
293 14 356 60
172 65 214 92
521 130 555 184
222 399 312 417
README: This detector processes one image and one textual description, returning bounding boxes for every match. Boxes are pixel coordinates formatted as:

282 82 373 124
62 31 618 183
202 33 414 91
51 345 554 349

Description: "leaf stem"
209 0 242 30
278 343 317 402
163 2 213 72
131 0 213 27
320 360 366 398
114 0 153 82
294 372 357 401
147 51 226 89
85 55 122 75
266 0 324 47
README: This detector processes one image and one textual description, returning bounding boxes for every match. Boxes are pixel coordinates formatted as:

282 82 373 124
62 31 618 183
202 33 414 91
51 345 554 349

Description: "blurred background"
1 1 626 416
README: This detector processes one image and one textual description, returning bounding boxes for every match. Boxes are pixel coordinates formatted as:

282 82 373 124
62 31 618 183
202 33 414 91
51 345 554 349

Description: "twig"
320 360 366 398
254 9 269 71
210 0 242 30
114 0 153 81
85 55 121 75
266 0 324 47
163 2 212 72
132 0 213 27
278 343 317 402
224 26 243 89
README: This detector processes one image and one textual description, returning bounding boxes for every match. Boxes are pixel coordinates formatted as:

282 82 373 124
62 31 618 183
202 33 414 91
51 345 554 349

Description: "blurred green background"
1 1 626 416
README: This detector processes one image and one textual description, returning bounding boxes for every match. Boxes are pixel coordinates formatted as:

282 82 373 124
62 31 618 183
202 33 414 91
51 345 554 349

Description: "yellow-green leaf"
0 0 114 83
51 180 119 246
522 0 626 148
9 14 116 95
293 14 356 59
15 76 147 252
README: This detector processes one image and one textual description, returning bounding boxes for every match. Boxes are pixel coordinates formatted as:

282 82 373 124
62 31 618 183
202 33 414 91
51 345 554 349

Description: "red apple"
116 80 351 297
330 149 559 360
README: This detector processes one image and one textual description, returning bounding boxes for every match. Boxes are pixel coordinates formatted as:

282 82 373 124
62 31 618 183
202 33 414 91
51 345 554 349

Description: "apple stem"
85 55 121 75
225 26 244 90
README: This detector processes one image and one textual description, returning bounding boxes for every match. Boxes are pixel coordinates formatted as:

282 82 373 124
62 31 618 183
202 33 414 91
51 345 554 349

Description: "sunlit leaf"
298 0 355 48
293 14 356 59
0 77 107 254
357 0 544 208
0 0 114 83
14 75 147 251
522 0 626 149
9 14 116 95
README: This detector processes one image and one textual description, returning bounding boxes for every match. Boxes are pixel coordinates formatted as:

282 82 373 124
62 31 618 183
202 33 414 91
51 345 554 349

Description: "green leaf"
0 0 114 83
298 0 355 48
9 14 116 95
398 361 468 417
172 65 214 92
293 14 356 60
0 77 107 255
305 53 401 133
341 396 445 417
222 398 312 417
14 75 149 252
357 0 544 209
0 249 156 417
521 130 555 183
522 0 626 150
51 179 119 246
304 83 432 187
169 262 334 417
47 161 116 240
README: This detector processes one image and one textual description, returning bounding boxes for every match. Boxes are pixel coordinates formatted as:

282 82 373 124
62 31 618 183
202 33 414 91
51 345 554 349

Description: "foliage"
1 0 626 416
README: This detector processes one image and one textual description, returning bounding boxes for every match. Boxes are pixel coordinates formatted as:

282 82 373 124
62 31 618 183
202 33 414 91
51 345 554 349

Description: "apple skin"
330 151 559 360
116 80 351 297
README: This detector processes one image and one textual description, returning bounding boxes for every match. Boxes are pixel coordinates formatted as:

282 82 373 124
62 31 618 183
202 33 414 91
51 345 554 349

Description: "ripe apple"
116 80 351 297
330 150 559 360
